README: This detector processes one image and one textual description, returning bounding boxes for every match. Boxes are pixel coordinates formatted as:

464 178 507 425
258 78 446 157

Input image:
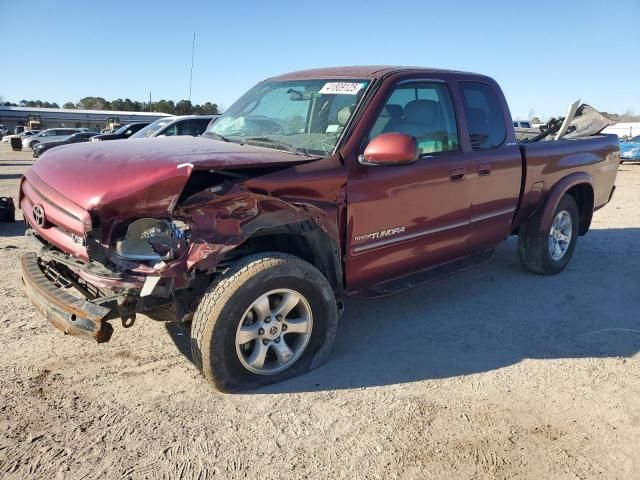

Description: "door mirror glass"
361 133 418 166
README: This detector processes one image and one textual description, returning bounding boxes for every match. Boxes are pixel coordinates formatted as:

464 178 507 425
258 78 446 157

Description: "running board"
361 249 494 298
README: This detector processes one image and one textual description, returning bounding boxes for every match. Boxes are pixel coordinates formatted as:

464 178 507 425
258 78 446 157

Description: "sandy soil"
0 143 639 479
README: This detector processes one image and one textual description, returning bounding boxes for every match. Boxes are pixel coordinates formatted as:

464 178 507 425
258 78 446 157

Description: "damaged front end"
22 230 183 343
21 147 344 343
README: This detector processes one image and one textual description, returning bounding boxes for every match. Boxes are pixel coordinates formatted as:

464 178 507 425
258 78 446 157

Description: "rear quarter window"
460 81 506 150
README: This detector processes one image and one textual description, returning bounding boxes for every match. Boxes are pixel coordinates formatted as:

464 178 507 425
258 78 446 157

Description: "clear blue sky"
1 0 638 119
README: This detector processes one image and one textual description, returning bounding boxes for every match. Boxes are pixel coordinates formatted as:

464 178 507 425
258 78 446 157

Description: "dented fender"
173 185 341 276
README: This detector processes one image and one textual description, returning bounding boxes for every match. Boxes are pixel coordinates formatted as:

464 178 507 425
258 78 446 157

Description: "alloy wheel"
548 210 572 260
235 289 313 375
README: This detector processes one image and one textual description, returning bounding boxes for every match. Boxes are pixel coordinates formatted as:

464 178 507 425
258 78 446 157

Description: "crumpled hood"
27 136 312 219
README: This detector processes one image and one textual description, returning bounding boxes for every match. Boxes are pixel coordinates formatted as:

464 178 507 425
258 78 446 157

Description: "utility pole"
149 92 152 112
188 32 195 114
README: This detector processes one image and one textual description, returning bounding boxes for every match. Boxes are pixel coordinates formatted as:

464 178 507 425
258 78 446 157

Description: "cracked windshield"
206 79 370 155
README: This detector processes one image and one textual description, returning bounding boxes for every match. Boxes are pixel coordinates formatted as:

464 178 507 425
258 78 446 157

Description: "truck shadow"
166 228 640 393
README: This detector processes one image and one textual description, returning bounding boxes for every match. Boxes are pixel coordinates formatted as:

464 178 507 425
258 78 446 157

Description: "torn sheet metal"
563 104 614 139
175 185 341 274
522 101 613 143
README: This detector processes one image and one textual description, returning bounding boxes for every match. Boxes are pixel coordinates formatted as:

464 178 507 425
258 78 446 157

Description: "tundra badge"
354 226 405 242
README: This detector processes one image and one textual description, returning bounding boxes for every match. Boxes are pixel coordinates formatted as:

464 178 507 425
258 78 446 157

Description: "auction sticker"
319 82 365 95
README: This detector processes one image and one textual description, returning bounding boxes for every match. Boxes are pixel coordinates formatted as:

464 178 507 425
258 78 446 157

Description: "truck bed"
515 134 619 229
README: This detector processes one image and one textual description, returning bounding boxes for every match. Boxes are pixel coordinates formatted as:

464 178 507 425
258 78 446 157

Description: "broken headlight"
116 218 188 262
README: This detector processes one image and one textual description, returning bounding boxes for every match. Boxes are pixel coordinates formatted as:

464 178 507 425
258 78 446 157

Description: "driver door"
345 80 474 291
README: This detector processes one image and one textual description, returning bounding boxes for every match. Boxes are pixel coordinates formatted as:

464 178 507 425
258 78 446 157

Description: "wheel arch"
220 221 344 299
538 172 594 236
566 183 594 235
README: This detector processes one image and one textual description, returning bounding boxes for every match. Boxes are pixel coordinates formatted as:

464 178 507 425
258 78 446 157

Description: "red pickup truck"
19 66 619 391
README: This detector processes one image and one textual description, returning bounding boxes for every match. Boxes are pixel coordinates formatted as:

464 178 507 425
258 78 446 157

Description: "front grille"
21 175 91 261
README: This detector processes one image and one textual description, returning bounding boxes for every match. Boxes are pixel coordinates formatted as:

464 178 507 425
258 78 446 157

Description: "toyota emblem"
32 204 45 227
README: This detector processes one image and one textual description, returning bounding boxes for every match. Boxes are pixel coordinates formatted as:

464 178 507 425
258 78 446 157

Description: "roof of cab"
265 65 478 81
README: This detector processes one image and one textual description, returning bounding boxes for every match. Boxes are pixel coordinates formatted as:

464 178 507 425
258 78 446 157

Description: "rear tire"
190 253 338 392
518 194 579 275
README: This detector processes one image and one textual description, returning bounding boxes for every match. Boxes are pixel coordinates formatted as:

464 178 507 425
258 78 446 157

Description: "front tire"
190 253 338 392
518 194 579 275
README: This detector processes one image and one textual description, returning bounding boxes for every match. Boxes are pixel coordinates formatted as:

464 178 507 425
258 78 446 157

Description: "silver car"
130 115 218 139
23 128 87 149
1 130 40 143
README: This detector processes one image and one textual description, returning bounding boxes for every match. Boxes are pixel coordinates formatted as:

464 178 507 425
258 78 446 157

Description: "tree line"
601 110 640 122
0 97 220 115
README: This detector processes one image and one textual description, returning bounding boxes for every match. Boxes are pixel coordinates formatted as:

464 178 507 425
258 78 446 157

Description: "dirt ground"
0 143 638 480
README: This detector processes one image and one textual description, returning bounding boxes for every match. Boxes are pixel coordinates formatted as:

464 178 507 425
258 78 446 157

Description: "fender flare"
537 172 593 234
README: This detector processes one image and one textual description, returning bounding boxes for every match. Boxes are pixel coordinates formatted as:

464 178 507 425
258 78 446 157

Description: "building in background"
602 122 640 139
0 106 172 132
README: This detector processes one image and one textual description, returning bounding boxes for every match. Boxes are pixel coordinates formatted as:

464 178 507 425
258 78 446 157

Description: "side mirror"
361 133 418 166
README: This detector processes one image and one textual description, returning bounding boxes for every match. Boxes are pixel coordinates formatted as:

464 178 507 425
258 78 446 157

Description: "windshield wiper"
243 136 311 156
205 131 230 142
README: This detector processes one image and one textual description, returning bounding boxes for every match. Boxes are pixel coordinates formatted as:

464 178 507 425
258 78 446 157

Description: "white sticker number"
319 82 365 95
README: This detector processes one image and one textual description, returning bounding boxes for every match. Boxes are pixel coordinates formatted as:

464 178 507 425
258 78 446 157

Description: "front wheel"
190 253 338 392
518 194 579 275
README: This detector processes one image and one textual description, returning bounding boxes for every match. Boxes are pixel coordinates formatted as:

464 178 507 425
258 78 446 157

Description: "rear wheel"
190 253 338 392
518 194 579 275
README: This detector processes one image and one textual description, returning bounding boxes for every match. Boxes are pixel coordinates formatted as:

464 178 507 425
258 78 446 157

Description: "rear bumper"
21 252 115 343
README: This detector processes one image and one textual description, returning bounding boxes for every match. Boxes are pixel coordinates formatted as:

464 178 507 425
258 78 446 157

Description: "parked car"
2 130 40 143
22 128 84 149
130 115 217 139
620 135 640 163
91 123 150 141
513 120 540 141
513 120 533 128
19 66 619 392
33 132 100 158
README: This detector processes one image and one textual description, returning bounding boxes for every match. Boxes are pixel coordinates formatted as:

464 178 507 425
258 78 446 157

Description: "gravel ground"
0 144 639 479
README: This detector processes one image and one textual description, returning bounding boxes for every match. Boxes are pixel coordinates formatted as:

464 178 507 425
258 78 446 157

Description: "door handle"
449 168 466 182
478 163 492 176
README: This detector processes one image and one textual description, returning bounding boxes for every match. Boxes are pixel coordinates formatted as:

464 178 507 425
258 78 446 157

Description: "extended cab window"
460 82 506 150
368 82 459 155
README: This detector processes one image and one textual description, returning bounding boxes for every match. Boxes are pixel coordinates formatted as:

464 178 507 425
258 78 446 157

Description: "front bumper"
21 252 115 342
